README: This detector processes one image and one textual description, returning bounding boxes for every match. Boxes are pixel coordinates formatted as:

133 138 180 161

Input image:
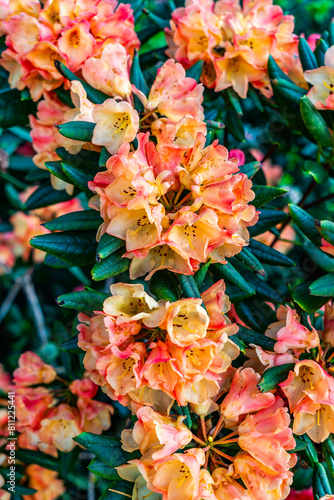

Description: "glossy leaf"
57 290 109 312
258 363 295 392
30 231 97 267
44 210 102 232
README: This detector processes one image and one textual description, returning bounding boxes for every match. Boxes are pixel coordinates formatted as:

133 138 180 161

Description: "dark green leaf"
252 185 288 208
238 161 260 178
298 37 318 71
225 109 245 142
45 160 72 184
249 209 288 237
0 89 36 128
289 204 322 245
54 61 109 104
212 262 256 295
88 458 119 480
60 334 82 354
15 449 59 471
313 462 333 500
303 160 329 184
316 219 334 246
57 290 109 312
235 248 265 276
178 274 202 299
149 270 180 302
61 162 95 195
293 280 332 311
235 325 276 350
226 87 243 116
56 121 95 143
31 231 97 267
130 49 149 113
25 183 73 210
258 363 295 392
91 248 129 281
271 78 307 104
74 432 139 468
143 9 169 29
267 55 294 83
235 299 277 332
309 273 334 297
314 39 328 67
300 96 333 148
44 210 102 231
96 233 125 260
194 260 212 286
44 253 72 269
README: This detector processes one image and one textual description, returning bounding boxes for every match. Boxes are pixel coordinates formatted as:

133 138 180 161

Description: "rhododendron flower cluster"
71 54 259 277
165 0 302 98
116 368 296 500
10 352 113 454
0 0 139 101
77 281 239 410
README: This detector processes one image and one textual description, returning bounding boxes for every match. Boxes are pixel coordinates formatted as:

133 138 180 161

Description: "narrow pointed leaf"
44 210 102 231
56 121 95 143
235 248 265 276
91 249 129 281
252 185 288 208
314 39 328 67
249 209 288 237
268 55 294 83
234 325 276 350
300 96 333 148
31 231 97 266
54 61 109 104
303 160 328 184
60 334 82 354
96 233 124 260
25 183 73 210
57 290 109 312
45 160 72 184
313 463 332 500
298 37 318 71
150 270 180 302
212 262 256 295
61 162 95 195
235 299 277 331
289 204 322 245
178 274 202 300
258 363 295 392
238 161 260 178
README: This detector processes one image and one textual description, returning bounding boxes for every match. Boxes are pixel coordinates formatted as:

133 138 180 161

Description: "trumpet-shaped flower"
233 452 294 500
121 406 192 460
220 367 275 423
82 43 132 98
305 46 334 110
238 397 296 473
92 98 139 154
